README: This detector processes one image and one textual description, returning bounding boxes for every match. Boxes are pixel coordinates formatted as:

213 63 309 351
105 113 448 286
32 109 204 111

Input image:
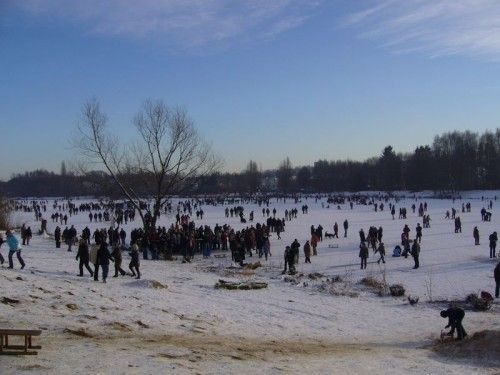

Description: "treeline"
2 130 500 197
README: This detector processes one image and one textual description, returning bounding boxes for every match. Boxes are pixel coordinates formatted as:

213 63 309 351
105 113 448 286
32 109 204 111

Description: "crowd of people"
2 194 499 304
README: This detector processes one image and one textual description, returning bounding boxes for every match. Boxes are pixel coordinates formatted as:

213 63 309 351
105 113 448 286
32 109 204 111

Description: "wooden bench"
0 329 42 355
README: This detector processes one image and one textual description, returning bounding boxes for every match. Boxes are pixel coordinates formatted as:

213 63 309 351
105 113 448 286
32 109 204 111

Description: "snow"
1 194 499 374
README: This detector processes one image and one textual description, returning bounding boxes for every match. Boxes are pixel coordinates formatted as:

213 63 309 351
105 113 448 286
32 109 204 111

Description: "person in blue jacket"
6 230 25 269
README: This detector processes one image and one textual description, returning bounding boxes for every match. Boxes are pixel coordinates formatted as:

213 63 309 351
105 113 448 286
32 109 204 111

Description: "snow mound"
432 330 500 365
125 279 168 289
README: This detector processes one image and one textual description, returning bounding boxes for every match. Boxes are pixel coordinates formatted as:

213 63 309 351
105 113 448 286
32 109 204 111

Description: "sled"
0 329 42 355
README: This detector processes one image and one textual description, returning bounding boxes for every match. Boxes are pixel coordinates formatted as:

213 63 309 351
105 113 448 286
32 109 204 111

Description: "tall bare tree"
243 160 261 192
75 98 220 231
0 194 11 230
277 156 293 192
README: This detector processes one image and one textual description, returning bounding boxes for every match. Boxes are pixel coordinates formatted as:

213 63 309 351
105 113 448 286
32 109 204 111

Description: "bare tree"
243 160 261 192
277 156 293 192
74 98 220 231
0 194 11 230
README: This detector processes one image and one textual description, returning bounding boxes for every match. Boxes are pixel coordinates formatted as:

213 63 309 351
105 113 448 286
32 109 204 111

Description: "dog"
324 232 336 239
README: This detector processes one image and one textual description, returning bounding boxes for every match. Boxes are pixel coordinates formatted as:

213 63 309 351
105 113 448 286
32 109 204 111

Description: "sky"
1 0 500 180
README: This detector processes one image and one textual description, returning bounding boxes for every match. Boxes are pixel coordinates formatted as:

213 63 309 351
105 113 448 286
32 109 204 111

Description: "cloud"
13 0 320 48
343 0 500 60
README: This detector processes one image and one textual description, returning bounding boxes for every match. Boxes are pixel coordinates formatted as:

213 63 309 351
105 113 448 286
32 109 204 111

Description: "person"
54 226 61 248
415 223 422 243
129 242 141 279
440 307 467 340
359 241 368 269
392 245 401 257
303 240 311 263
343 219 348 237
473 226 480 246
310 233 318 256
489 232 498 258
359 229 366 243
96 241 113 283
287 244 297 273
0 234 5 265
90 243 99 281
282 246 291 274
76 238 94 277
67 225 77 252
333 222 339 238
25 226 32 245
495 262 500 298
376 242 386 264
291 239 300 264
262 236 270 261
6 230 25 269
411 239 420 269
111 244 127 277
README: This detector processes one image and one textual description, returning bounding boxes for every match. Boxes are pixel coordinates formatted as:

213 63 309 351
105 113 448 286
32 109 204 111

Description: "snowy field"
1 193 499 374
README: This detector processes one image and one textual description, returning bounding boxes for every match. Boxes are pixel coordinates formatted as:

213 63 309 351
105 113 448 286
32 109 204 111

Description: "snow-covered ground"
1 194 499 374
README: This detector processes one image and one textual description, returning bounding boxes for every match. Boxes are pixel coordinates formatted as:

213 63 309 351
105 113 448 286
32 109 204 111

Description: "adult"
111 244 127 277
0 234 5 265
440 307 467 340
495 262 500 298
489 232 498 258
359 242 368 270
6 230 25 269
96 241 113 283
376 242 386 264
303 240 312 264
411 239 420 269
473 226 480 246
76 238 94 277
129 242 141 279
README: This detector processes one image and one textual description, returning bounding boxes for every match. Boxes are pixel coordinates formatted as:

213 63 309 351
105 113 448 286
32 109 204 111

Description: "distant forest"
2 129 500 197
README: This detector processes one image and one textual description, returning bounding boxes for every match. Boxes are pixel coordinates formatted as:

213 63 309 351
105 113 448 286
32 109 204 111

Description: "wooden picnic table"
0 329 42 355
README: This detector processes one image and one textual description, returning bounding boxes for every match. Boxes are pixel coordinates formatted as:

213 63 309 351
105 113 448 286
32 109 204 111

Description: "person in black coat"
495 262 500 298
359 242 368 269
129 243 141 279
411 240 420 269
96 241 114 283
111 245 127 277
76 238 94 277
54 226 61 248
0 234 4 265
440 307 467 340
489 232 498 258
473 226 480 246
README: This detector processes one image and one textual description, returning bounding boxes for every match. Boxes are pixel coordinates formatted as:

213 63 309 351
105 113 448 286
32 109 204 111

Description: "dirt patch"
1 297 20 306
431 330 500 366
100 333 374 363
136 320 150 328
110 322 132 332
66 303 78 310
125 279 168 290
215 279 268 290
17 364 51 371
63 328 94 338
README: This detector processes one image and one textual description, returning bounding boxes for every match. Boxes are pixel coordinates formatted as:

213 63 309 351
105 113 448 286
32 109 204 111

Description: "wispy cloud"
343 0 500 60
13 0 320 48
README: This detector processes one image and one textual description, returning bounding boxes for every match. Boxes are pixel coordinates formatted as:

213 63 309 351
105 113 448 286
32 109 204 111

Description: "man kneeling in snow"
440 307 467 340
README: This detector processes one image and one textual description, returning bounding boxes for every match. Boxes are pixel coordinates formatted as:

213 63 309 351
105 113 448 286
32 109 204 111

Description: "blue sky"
1 0 500 180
